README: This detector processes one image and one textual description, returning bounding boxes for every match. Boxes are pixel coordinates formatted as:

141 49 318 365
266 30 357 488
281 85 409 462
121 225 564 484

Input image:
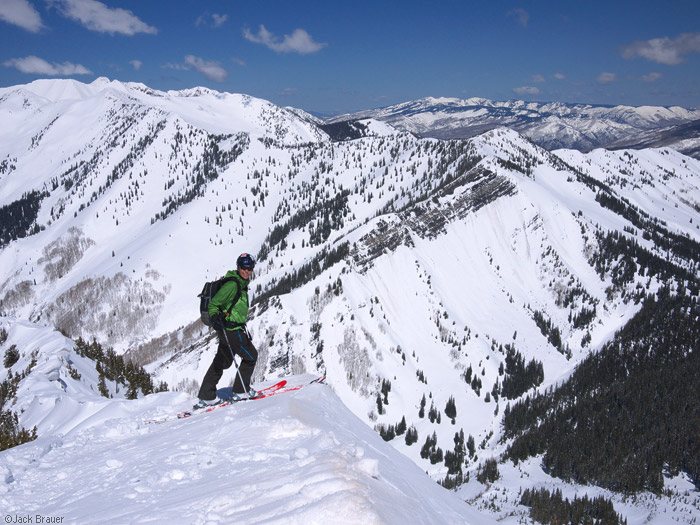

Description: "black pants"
198 328 258 400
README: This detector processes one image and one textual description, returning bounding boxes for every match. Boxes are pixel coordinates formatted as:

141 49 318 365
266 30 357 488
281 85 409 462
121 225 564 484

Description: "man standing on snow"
196 253 259 408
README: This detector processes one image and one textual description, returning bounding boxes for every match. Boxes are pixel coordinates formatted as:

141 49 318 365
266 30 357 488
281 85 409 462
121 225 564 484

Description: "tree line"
503 287 700 493
520 487 626 525
0 190 47 248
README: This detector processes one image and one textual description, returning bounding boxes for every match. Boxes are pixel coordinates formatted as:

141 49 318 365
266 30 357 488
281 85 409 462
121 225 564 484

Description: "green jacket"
208 270 249 330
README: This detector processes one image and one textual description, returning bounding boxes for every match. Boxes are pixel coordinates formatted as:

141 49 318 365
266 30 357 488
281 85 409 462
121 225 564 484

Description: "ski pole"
222 329 251 397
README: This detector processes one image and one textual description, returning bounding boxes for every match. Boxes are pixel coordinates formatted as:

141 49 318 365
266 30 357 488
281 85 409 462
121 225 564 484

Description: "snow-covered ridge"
327 95 700 154
0 318 492 524
0 77 325 143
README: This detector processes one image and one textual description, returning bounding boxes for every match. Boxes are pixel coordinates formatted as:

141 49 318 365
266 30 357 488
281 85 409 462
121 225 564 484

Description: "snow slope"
1 78 700 524
0 318 492 524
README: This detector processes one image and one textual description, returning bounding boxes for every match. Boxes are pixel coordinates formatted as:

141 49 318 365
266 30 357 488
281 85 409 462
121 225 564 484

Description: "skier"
195 253 259 408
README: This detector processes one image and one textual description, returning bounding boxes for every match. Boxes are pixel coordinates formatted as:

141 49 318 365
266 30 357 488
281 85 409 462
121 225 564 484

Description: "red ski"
144 377 326 424
176 379 289 419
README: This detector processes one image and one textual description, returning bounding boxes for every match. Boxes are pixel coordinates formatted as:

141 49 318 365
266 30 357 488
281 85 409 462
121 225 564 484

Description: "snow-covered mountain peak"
9 78 101 102
89 76 124 90
169 85 223 98
0 78 325 143
353 118 399 137
422 96 463 106
472 126 535 149
328 95 700 156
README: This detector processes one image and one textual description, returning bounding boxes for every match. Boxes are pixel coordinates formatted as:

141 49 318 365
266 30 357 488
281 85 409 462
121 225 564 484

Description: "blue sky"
1 0 699 115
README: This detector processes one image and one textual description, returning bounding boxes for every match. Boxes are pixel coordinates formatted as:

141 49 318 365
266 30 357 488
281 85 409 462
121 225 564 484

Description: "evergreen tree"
476 458 499 484
376 392 384 415
520 487 626 525
444 429 467 477
0 410 37 451
467 434 476 458
97 373 109 398
380 378 391 404
376 424 395 441
396 416 407 435
418 393 426 418
444 396 457 422
428 401 438 423
3 345 19 369
405 425 418 446
420 431 438 459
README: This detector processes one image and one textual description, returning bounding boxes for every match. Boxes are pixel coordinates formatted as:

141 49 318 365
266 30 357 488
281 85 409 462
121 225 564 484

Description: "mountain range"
327 96 700 157
0 77 699 524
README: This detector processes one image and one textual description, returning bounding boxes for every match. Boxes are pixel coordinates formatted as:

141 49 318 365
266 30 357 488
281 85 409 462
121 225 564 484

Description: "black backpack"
198 276 244 327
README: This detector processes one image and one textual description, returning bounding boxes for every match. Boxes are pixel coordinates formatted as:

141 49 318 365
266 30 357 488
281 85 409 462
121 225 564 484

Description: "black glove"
210 314 224 331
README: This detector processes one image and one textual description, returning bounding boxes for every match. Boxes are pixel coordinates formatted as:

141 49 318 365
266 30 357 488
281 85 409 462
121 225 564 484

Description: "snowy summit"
0 319 491 524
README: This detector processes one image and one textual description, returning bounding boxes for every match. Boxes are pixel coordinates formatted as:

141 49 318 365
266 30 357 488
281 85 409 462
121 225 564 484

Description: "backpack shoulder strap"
222 278 249 329
222 277 247 314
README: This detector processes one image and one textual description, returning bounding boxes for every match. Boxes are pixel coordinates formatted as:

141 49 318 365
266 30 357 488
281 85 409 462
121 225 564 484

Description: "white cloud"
163 62 187 72
596 72 616 84
211 14 227 27
0 0 43 32
621 32 700 65
171 55 228 82
513 86 540 95
129 60 142 71
553 73 566 80
641 72 662 82
243 25 326 54
47 0 157 35
531 74 545 83
3 55 92 75
507 8 530 27
196 12 228 28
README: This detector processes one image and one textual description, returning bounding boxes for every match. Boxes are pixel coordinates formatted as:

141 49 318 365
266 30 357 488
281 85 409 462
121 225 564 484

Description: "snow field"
0 319 495 524
1 382 489 523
